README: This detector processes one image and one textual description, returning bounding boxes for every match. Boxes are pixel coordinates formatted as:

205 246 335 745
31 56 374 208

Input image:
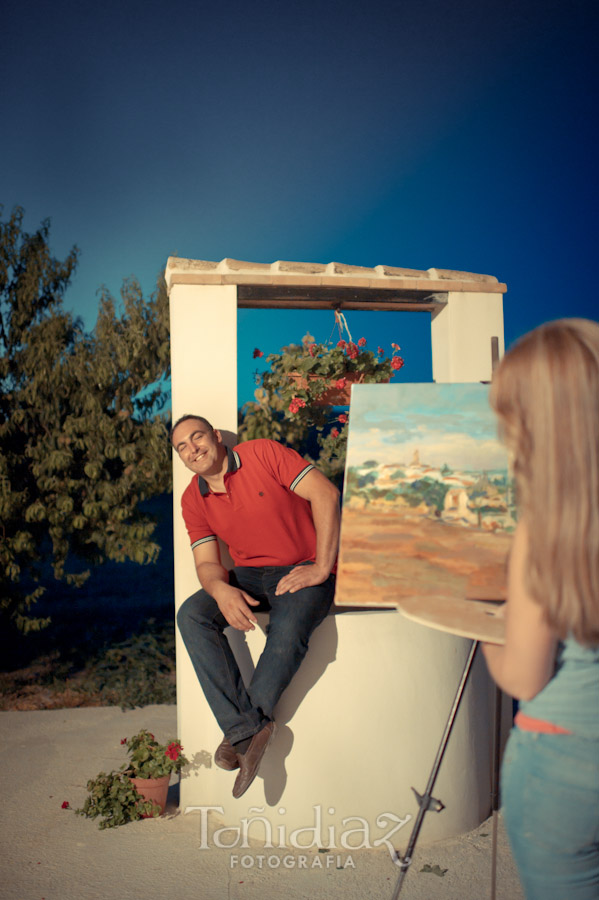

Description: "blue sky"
346 383 506 469
2 0 596 407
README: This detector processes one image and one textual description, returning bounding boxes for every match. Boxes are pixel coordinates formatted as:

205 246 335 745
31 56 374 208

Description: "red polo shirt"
180 439 318 567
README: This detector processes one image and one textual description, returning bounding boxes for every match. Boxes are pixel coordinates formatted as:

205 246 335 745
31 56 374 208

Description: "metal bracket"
411 786 445 813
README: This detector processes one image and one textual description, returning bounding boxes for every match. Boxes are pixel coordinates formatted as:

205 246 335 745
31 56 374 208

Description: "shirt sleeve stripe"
191 535 217 550
290 464 315 492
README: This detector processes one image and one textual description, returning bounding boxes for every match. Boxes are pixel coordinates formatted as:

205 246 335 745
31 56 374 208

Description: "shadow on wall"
226 611 340 806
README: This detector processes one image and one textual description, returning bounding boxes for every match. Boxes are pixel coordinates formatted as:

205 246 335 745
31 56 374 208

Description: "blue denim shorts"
501 726 599 899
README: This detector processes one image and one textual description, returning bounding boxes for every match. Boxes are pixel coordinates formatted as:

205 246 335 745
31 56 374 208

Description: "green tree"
0 206 171 632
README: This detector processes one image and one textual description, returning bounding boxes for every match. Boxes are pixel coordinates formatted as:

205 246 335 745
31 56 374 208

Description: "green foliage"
77 729 188 829
121 728 188 778
76 770 159 829
0 618 177 710
76 620 177 709
0 206 171 631
239 332 404 484
398 477 449 513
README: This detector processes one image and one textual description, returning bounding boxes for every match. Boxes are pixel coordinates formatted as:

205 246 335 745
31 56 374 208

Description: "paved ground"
0 705 524 900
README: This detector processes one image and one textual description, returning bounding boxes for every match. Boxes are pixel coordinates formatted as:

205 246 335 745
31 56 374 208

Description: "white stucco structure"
166 257 508 845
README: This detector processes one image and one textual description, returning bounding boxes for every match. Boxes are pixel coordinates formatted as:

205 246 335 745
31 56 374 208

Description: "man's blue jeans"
177 563 335 745
501 727 599 899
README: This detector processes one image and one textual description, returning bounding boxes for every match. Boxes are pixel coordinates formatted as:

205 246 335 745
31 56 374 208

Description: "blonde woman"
482 319 599 900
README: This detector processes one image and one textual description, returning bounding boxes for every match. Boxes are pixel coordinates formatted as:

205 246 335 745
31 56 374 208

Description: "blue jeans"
501 727 599 899
177 564 335 745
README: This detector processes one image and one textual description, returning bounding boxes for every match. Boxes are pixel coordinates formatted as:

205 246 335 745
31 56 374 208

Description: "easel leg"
391 639 479 900
490 685 503 900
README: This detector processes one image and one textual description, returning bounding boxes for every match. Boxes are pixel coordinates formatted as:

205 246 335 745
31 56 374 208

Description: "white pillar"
431 291 505 383
168 282 238 765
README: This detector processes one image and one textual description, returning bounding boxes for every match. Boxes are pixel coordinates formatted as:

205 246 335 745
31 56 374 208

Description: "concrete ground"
0 705 524 900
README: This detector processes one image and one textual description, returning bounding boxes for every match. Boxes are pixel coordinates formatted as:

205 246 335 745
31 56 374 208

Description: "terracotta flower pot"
288 372 367 406
130 774 170 817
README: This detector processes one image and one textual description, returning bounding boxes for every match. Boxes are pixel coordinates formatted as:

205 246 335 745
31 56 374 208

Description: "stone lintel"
165 257 506 294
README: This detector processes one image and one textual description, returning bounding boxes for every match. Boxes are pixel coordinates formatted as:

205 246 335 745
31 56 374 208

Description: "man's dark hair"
170 414 214 444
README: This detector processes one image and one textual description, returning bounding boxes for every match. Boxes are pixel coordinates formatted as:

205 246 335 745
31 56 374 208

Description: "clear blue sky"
2 0 596 407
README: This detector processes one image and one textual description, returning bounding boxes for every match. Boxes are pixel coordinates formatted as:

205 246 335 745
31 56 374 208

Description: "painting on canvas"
335 383 515 609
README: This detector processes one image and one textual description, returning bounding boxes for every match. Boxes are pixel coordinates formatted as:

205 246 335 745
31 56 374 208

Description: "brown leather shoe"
232 722 276 799
214 736 240 771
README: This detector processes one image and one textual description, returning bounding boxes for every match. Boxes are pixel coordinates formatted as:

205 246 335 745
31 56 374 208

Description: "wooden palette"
391 593 506 644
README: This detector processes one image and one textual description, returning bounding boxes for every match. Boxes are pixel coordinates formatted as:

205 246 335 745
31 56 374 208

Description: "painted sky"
2 0 596 407
347 383 507 469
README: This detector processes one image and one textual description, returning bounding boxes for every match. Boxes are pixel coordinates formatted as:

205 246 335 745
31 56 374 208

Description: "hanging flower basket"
287 371 390 406
240 316 406 483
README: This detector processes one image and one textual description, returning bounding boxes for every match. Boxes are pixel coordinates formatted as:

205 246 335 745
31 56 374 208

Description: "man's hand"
275 563 329 596
214 583 260 631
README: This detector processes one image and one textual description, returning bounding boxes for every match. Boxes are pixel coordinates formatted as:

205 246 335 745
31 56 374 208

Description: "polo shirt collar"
197 446 241 496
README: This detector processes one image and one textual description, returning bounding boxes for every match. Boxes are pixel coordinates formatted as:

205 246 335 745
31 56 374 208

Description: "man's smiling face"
172 418 225 477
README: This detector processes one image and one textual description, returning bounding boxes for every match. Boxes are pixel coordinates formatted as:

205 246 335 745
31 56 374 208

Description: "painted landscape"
335 383 515 608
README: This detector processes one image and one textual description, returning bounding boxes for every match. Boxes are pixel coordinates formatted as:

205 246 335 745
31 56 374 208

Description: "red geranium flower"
253 348 263 358
166 742 182 761
336 340 347 349
308 344 317 357
289 397 307 414
338 414 348 424
61 801 70 809
392 343 401 350
358 337 367 347
346 342 359 360
121 738 127 744
331 428 340 439
335 378 347 389
391 356 405 370
377 346 384 355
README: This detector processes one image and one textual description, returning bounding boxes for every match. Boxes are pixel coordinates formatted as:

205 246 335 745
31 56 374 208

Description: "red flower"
391 343 401 350
358 337 367 347
121 738 127 744
61 801 70 809
253 348 263 358
338 414 348 424
331 428 340 439
335 378 347 389
336 340 347 349
346 342 359 360
289 397 307 415
166 742 182 761
377 346 384 356
308 344 317 357
391 356 405 370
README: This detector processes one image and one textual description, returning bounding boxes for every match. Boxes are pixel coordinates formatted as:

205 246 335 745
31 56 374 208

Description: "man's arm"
482 520 557 700
275 468 340 595
192 541 260 632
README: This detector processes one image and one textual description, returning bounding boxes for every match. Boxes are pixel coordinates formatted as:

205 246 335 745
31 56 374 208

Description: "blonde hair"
490 318 599 646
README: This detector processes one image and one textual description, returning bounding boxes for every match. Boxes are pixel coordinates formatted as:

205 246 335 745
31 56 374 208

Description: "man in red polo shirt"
172 414 340 798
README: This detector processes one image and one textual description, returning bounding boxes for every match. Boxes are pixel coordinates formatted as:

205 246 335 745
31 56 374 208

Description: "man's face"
172 419 225 477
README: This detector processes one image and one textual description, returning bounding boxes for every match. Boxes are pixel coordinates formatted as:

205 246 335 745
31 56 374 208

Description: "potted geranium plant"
239 330 405 484
77 729 188 829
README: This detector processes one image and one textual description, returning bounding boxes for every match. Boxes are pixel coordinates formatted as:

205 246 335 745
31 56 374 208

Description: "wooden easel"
390 594 505 899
